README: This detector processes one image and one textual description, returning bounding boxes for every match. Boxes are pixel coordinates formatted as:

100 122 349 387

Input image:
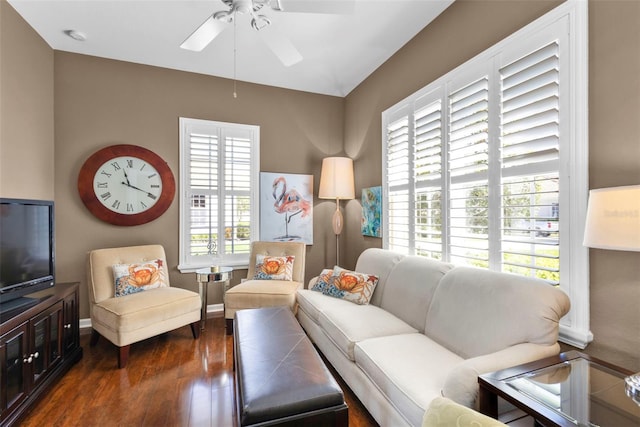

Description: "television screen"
0 199 54 303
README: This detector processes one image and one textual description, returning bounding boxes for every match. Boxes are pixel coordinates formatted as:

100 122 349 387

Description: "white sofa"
296 248 570 427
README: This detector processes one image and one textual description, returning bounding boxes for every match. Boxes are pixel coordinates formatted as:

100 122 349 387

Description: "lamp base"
332 202 343 235
625 373 640 406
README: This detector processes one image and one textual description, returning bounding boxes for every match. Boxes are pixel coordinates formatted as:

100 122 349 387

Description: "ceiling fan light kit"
180 0 354 67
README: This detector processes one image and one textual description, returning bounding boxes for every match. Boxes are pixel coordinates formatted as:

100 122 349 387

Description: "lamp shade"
318 157 355 200
583 185 640 251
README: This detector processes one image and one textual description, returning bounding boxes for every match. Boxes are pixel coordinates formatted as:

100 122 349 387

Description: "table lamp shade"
319 157 355 200
583 185 640 251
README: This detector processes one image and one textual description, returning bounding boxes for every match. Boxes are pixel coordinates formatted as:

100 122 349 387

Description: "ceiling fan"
180 0 354 67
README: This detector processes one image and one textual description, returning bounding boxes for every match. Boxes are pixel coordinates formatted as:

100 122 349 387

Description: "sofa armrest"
442 342 560 408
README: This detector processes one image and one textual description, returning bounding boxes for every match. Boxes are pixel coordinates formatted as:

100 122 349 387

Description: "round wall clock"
78 144 175 226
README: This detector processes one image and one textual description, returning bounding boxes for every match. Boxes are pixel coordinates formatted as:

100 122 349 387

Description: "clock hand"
123 169 131 185
121 182 155 198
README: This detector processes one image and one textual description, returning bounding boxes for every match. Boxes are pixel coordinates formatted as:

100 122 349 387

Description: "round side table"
195 266 233 330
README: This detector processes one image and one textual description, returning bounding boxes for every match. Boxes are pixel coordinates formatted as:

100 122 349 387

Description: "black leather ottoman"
234 306 348 427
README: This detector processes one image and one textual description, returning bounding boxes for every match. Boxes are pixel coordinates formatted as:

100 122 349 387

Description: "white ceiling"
7 0 454 97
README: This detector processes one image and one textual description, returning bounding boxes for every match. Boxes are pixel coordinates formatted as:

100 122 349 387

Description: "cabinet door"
62 290 79 356
0 322 29 422
30 301 63 389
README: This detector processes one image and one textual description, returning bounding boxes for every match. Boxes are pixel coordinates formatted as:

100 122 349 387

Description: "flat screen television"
0 198 55 313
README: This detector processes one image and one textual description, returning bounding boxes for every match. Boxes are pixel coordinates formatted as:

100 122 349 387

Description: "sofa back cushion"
354 248 404 306
424 267 571 359
377 255 453 333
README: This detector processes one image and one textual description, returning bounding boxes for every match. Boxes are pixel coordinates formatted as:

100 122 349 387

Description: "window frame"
381 0 590 348
178 117 260 272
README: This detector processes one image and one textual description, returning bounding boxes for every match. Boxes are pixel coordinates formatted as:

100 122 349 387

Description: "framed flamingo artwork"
259 172 313 244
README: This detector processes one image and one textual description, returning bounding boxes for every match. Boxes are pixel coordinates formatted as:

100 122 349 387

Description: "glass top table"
195 266 233 330
479 351 640 427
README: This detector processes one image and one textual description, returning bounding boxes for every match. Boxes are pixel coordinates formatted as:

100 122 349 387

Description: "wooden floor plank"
18 314 378 427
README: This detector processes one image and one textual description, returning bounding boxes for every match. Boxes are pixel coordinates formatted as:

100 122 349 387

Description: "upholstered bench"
234 307 348 426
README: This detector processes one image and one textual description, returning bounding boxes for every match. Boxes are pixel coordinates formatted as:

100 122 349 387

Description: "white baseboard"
79 304 224 330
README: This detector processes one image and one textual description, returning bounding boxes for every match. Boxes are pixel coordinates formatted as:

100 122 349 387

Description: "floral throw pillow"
311 269 334 293
113 259 168 297
253 255 295 281
322 266 379 305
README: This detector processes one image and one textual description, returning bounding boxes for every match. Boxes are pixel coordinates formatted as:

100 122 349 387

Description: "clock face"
78 145 175 226
93 156 162 214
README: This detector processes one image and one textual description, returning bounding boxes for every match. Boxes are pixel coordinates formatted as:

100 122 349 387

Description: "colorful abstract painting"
260 172 313 244
361 186 382 237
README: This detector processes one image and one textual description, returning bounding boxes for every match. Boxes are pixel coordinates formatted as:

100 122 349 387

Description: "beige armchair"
224 241 306 334
87 245 201 368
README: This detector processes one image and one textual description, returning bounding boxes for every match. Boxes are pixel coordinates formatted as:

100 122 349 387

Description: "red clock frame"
78 144 175 226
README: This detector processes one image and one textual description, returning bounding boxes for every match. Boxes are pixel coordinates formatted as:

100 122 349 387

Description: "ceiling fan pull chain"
233 11 238 99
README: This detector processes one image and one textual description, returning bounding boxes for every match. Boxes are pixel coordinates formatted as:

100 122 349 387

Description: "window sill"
178 261 249 274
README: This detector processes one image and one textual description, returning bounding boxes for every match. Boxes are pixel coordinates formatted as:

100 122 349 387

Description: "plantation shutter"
180 118 258 270
414 100 443 259
381 2 588 347
499 41 561 284
447 77 490 267
386 114 411 253
188 131 219 257
223 132 252 254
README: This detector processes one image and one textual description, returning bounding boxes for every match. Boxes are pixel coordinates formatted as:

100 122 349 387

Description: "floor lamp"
319 157 355 266
583 185 640 404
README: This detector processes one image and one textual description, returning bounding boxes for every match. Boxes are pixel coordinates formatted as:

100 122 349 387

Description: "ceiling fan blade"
180 15 227 51
259 27 303 67
271 0 355 14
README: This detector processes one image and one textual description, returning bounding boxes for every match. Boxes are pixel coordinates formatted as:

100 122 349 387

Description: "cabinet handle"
24 356 32 363
64 324 72 329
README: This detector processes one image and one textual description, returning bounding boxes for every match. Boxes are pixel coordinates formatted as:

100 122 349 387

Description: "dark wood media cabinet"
0 282 82 426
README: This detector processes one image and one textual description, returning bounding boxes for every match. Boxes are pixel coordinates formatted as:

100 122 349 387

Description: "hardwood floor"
18 314 378 427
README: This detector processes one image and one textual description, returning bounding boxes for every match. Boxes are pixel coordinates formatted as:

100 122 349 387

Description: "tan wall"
3 0 639 372
344 0 640 371
0 0 54 200
53 52 344 318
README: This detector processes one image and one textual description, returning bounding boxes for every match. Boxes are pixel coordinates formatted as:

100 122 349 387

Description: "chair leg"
118 345 130 369
225 318 234 335
90 329 100 346
190 321 200 339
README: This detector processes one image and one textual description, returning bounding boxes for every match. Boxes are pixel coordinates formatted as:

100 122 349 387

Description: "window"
382 1 590 347
179 118 259 271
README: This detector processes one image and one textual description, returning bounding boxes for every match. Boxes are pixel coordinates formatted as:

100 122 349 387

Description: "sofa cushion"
92 286 201 333
296 288 356 322
318 304 417 361
354 334 464 427
425 267 570 359
224 280 301 320
377 255 453 332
